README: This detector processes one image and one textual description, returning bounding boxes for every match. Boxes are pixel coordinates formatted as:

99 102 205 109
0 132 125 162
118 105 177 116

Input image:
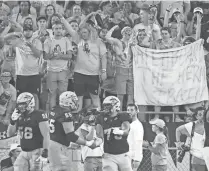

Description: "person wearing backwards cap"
0 144 21 171
4 23 42 110
143 119 169 171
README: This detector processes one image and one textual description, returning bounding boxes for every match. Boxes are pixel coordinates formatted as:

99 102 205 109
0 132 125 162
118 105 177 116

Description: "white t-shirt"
127 119 144 162
185 121 205 159
74 39 107 75
15 37 42 76
79 123 103 161
44 37 72 72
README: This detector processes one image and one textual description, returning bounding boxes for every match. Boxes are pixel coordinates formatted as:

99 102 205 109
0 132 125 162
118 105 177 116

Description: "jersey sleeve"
119 113 132 123
57 112 74 123
95 114 104 126
36 110 48 123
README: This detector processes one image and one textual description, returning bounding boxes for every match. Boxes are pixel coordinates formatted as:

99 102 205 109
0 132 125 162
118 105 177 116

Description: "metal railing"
138 111 187 122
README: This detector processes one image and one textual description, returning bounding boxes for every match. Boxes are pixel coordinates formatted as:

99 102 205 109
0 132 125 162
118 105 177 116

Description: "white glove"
36 156 48 163
95 138 103 146
11 109 21 121
113 128 124 135
85 140 94 147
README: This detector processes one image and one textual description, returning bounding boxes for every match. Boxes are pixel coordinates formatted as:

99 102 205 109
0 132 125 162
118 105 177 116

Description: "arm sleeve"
36 111 49 123
58 112 74 123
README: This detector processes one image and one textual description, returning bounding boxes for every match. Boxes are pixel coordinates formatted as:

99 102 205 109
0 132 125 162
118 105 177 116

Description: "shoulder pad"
118 112 132 123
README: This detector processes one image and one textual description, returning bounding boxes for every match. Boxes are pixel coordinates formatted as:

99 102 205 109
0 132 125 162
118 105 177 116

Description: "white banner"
132 39 208 106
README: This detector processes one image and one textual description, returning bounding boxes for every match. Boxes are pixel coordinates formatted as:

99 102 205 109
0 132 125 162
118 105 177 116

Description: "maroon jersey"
96 112 131 155
16 110 48 152
49 106 74 146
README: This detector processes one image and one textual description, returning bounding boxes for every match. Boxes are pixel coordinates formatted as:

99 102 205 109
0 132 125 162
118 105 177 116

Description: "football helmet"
102 96 120 112
59 91 78 111
16 92 35 113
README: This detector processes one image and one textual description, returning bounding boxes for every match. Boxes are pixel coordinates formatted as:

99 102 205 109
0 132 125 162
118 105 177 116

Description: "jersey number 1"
49 119 55 133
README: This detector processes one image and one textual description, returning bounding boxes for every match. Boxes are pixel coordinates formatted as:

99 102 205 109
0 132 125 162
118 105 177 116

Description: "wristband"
166 9 170 12
101 69 106 73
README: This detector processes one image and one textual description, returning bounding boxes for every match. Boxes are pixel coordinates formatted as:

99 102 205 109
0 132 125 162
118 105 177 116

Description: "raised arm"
105 25 121 46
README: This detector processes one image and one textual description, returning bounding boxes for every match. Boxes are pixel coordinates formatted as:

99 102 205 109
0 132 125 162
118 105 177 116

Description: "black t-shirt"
0 157 13 171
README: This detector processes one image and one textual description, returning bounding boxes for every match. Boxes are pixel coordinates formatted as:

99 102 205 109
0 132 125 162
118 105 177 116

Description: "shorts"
115 67 134 95
103 153 132 171
16 75 41 96
74 72 99 96
14 148 43 171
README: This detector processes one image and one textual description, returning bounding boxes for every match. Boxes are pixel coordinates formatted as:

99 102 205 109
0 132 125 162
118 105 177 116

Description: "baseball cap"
9 144 20 152
36 15 47 22
23 24 33 31
194 7 203 14
149 119 165 129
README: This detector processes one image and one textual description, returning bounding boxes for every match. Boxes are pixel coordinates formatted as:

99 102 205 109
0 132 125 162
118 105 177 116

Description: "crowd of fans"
0 0 209 128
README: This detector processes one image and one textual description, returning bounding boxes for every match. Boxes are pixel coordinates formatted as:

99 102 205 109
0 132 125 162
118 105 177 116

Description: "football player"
48 91 101 171
7 92 50 171
96 96 132 171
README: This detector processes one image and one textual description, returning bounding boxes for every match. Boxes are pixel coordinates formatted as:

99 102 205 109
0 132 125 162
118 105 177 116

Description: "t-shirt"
0 83 16 115
44 37 72 72
49 106 74 147
0 157 13 171
96 112 131 155
127 119 144 162
185 122 205 160
74 39 107 75
15 37 42 76
151 133 168 166
16 110 48 152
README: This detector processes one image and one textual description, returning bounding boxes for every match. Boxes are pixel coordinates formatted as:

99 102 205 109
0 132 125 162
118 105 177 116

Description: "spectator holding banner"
0 144 21 171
